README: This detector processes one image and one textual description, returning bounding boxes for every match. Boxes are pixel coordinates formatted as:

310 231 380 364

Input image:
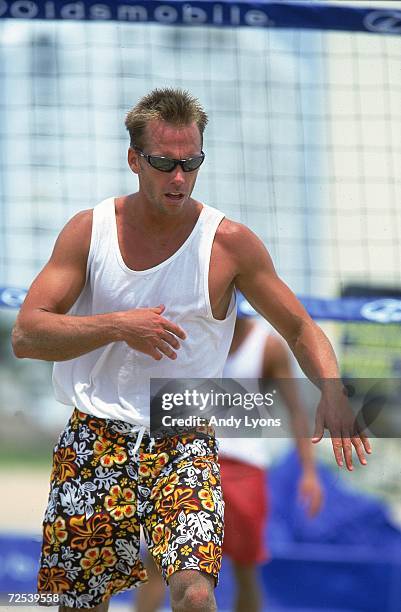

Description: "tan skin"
12 118 370 612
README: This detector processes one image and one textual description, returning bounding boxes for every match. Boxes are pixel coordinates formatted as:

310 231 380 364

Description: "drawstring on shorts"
131 425 156 456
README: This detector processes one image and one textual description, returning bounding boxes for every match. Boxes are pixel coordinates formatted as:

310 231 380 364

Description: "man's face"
128 119 203 216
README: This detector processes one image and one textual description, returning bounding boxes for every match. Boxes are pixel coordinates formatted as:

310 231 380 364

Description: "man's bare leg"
59 600 109 612
232 562 263 612
169 570 216 612
135 554 166 612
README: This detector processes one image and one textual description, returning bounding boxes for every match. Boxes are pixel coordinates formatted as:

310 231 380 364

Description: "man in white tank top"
219 312 323 612
12 88 371 612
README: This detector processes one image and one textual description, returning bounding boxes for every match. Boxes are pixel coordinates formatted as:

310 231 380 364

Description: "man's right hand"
12 211 186 363
117 304 186 360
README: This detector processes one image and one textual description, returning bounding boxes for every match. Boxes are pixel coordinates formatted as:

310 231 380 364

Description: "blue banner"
0 287 27 309
3 285 401 323
238 294 401 323
0 1 400 34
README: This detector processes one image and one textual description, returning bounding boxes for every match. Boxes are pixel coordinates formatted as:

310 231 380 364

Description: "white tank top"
53 197 237 428
219 323 273 468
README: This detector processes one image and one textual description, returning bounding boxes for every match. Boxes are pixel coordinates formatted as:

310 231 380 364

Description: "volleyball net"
0 2 400 331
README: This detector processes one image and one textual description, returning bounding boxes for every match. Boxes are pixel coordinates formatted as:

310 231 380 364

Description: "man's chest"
117 229 236 320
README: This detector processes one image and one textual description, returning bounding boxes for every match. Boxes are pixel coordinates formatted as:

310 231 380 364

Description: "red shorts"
219 456 269 565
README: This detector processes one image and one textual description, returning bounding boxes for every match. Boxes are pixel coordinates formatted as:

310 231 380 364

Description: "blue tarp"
268 452 401 549
261 452 401 611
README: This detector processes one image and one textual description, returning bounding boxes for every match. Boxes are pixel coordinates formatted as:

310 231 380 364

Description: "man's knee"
169 570 216 612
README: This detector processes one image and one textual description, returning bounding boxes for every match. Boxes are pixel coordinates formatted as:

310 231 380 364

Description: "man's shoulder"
54 209 94 261
63 208 93 237
213 217 273 278
215 217 251 240
215 217 260 252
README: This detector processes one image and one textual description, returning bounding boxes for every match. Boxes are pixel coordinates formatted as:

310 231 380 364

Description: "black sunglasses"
132 145 205 173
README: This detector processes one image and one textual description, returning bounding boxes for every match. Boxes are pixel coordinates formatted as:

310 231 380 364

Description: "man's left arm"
231 223 371 470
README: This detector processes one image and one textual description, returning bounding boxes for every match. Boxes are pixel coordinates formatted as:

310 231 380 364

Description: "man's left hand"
312 387 372 471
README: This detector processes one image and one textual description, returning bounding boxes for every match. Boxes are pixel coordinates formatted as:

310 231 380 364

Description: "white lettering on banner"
364 10 401 34
244 9 273 27
183 4 207 24
91 3 112 19
10 0 38 18
212 3 223 25
154 5 178 24
360 299 401 324
44 0 55 17
118 5 148 21
60 2 84 19
0 0 281 26
0 288 27 308
230 4 240 25
4 0 391 32
0 1 8 17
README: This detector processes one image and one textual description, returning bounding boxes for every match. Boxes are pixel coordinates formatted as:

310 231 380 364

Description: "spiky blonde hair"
125 87 208 148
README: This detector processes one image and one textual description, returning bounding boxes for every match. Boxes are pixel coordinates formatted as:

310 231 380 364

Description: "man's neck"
123 193 199 236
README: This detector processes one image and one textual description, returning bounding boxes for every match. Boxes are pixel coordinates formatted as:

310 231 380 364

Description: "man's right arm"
12 210 185 362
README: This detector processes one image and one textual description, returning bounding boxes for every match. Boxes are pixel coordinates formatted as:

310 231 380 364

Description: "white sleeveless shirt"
53 197 237 428
219 323 273 468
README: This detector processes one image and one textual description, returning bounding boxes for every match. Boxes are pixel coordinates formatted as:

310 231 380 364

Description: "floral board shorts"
37 409 224 608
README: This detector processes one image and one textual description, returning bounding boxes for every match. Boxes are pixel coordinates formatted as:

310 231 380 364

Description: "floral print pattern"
93 436 128 468
38 409 224 608
69 513 113 550
104 485 136 521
